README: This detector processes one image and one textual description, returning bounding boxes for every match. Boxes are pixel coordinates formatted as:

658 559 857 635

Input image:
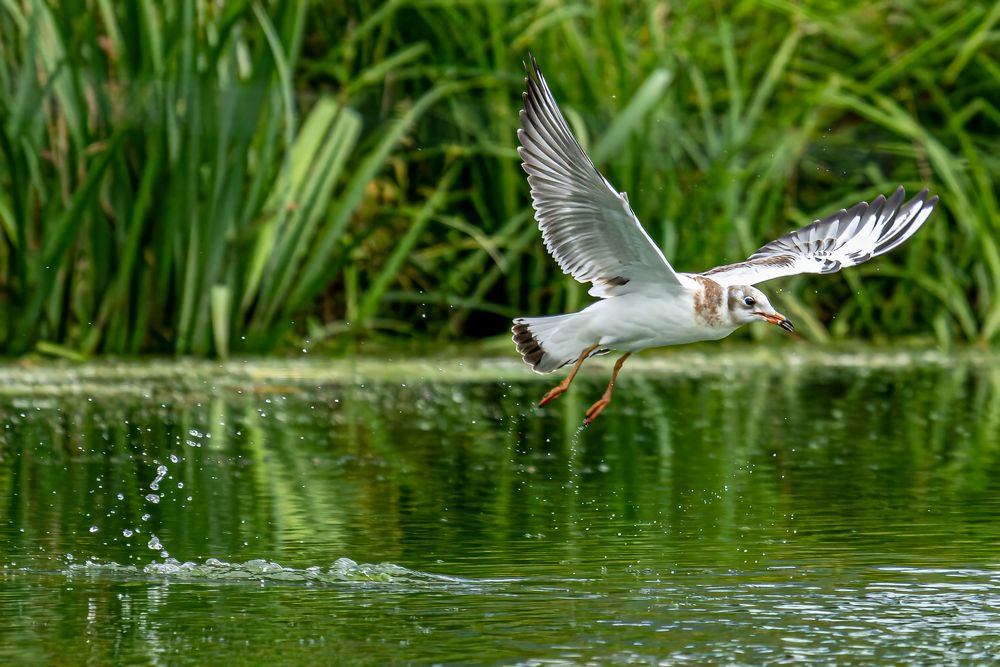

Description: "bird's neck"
690 276 732 329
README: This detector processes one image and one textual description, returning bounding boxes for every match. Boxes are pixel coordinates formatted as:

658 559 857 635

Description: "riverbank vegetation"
1 0 997 357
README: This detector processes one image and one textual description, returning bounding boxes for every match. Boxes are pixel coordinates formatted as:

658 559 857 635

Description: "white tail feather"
511 313 602 373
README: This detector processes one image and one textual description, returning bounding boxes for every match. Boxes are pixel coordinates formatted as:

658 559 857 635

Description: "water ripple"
64 556 475 588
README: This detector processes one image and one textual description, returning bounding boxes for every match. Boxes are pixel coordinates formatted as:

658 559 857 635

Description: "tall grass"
1 0 998 357
311 0 999 348
0 0 458 356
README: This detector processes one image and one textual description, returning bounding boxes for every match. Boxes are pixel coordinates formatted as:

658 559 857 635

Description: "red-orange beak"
757 311 794 333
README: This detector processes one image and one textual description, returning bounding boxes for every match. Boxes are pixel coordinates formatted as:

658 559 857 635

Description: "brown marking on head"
727 286 747 313
691 276 724 327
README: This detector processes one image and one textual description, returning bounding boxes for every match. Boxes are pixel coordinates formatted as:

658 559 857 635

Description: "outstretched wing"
518 55 681 297
702 187 937 287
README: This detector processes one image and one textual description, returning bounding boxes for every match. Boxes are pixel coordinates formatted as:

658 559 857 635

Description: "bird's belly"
585 294 734 351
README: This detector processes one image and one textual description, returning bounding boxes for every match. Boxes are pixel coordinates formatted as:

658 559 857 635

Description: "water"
1 351 998 664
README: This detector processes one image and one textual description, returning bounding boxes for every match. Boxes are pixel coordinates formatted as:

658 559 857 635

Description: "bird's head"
726 285 794 333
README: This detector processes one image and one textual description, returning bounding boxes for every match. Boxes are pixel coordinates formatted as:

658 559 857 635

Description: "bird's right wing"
702 187 937 287
518 55 682 297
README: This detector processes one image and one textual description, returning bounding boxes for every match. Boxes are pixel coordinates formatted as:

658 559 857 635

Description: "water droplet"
89 525 99 533
150 465 168 491
145 494 160 504
147 535 162 550
123 529 134 538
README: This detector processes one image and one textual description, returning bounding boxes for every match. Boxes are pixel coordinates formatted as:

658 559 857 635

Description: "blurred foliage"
0 0 457 356
1 0 998 356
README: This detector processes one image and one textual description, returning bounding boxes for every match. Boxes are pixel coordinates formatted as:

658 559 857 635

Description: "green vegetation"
1 0 998 356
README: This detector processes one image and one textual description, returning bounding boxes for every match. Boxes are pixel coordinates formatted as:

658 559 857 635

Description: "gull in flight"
511 56 938 425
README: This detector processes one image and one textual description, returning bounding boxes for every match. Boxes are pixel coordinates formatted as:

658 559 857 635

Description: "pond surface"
1 350 999 664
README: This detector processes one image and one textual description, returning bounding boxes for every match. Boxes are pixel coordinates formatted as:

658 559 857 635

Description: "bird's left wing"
518 55 682 297
702 187 937 287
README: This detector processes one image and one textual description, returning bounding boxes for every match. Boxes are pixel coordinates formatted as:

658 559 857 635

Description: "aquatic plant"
0 0 454 356
1 0 997 356
328 0 999 348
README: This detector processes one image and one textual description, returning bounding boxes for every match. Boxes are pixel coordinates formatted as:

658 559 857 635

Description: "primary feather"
701 187 937 287
517 55 682 297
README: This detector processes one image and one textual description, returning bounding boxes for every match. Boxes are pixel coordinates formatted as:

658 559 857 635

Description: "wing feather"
702 187 937 287
518 55 681 297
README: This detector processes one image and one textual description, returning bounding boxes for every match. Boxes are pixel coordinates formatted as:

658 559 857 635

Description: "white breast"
578 282 738 352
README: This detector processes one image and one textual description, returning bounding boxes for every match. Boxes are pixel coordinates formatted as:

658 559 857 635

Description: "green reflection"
0 354 998 663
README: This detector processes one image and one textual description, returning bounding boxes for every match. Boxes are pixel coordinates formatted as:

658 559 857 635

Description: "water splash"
149 464 168 491
65 557 472 587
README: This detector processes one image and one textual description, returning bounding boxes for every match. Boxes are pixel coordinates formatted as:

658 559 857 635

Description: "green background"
1 0 997 357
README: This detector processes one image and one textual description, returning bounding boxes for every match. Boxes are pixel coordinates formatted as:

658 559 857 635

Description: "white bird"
511 56 938 425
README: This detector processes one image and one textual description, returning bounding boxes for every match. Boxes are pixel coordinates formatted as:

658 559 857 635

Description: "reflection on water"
0 352 998 664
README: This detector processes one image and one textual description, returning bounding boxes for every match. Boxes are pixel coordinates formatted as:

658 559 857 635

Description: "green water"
1 351 998 665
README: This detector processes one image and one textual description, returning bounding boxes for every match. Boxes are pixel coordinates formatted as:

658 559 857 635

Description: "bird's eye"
743 296 756 307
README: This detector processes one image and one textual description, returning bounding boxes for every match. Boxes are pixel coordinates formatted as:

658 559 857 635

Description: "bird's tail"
511 313 604 374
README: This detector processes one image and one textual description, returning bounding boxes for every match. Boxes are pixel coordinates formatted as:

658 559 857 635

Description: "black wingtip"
885 185 906 210
884 186 935 214
524 53 545 84
903 187 931 209
522 54 551 116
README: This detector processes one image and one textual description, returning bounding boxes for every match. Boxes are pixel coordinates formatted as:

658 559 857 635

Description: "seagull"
510 56 938 425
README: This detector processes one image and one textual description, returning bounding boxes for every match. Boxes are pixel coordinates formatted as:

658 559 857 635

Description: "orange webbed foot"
538 385 567 407
583 397 611 426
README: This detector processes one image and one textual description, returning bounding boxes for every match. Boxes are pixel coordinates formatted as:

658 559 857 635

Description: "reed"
0 0 458 356
323 0 999 348
1 0 997 356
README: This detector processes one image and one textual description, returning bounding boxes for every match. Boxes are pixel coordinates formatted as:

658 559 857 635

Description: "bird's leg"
584 352 632 426
539 343 600 407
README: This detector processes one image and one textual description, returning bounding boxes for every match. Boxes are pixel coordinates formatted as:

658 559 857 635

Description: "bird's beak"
757 311 794 333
